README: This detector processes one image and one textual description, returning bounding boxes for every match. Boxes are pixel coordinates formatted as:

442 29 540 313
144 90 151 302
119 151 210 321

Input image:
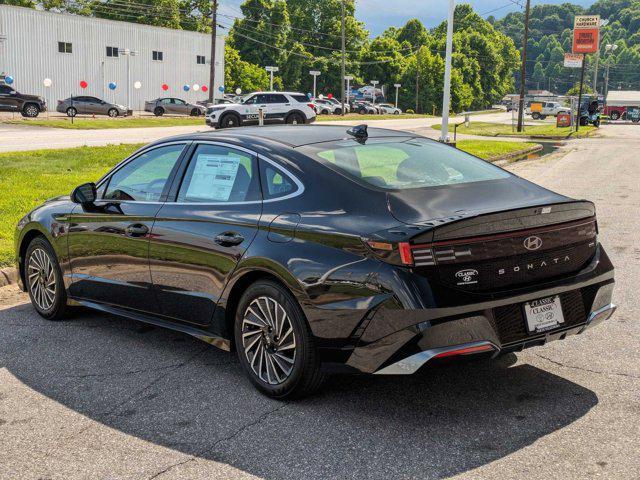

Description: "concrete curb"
0 267 17 287
489 144 543 163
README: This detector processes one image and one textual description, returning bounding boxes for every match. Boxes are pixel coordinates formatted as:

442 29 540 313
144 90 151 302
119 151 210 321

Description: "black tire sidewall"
22 104 39 117
154 107 164 116
25 237 67 320
67 107 77 117
221 113 240 128
234 280 315 398
286 113 304 124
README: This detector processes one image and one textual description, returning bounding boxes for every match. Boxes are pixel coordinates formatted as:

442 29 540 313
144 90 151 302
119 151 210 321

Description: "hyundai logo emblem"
524 236 543 251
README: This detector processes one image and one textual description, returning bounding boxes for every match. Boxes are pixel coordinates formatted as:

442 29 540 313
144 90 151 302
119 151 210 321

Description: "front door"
67 143 187 312
149 142 262 328
0 85 19 112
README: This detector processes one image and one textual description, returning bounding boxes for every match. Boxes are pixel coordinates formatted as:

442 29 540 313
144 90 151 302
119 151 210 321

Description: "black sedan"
14 125 616 398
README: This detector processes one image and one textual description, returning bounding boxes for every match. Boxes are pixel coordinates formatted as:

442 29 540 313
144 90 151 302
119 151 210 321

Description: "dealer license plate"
524 295 565 333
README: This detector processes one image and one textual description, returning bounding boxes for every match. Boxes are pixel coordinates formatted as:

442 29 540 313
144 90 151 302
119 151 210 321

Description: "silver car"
377 103 402 115
56 96 130 117
145 97 206 116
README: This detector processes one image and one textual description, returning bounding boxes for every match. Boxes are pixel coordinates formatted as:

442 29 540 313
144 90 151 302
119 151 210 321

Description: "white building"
0 5 225 110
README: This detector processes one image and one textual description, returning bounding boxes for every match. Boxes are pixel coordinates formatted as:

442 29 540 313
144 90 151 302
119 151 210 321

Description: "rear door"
148 141 262 328
0 85 19 112
266 93 290 122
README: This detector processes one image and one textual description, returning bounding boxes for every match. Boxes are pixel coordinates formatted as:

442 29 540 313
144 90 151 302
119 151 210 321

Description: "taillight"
398 242 413 266
308 103 316 110
433 344 494 359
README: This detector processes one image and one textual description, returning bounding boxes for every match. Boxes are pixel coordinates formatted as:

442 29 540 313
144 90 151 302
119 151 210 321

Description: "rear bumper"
346 277 615 375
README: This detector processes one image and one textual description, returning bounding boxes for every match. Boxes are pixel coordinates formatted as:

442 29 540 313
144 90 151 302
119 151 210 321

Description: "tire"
632 118 639 123
66 107 77 118
579 116 588 126
531 112 540 120
358 108 366 115
334 108 342 115
285 112 305 125
234 280 324 399
593 118 600 127
394 110 400 115
219 113 241 128
24 236 70 321
190 108 199 116
539 115 547 120
321 109 330 115
154 107 164 116
21 103 40 118
107 108 118 118
610 111 620 120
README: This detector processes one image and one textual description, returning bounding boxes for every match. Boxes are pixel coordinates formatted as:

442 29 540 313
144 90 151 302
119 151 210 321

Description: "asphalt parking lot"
1 124 639 479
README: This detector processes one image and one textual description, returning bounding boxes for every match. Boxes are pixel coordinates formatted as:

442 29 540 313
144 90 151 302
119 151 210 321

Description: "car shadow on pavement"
1 304 598 479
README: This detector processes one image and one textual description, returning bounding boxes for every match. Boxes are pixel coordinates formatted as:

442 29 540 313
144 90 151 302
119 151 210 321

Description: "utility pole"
394 83 401 108
341 0 346 116
265 66 278 90
517 0 531 132
439 0 455 142
592 19 609 93
208 0 218 103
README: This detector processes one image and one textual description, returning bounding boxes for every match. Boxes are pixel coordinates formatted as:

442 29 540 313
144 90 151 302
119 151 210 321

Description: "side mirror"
71 182 97 204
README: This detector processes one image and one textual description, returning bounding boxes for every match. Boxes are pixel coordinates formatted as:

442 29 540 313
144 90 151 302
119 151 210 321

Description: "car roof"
161 125 415 149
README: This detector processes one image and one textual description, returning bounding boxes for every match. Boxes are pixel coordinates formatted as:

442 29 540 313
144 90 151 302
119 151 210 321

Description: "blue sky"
221 0 597 36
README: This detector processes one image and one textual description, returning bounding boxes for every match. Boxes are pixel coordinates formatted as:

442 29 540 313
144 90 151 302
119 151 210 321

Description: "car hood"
386 176 569 225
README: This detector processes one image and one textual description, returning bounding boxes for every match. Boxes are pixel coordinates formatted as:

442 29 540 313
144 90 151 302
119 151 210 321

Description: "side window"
255 94 269 104
268 94 288 104
104 144 184 201
261 162 298 200
174 99 186 105
0 86 14 94
161 98 173 104
177 144 260 203
243 95 257 105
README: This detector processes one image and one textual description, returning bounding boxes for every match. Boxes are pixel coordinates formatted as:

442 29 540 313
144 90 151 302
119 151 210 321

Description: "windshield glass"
299 137 511 190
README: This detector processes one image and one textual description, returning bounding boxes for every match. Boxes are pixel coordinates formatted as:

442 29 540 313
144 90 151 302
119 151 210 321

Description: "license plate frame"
524 295 565 334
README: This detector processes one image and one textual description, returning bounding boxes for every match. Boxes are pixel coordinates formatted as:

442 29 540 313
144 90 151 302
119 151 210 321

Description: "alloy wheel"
241 296 296 385
27 248 56 311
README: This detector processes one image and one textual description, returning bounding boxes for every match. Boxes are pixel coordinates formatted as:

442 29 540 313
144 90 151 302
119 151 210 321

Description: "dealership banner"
564 53 584 68
573 15 600 54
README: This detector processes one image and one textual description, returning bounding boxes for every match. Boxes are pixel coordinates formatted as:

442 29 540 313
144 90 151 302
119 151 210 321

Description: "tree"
224 44 270 93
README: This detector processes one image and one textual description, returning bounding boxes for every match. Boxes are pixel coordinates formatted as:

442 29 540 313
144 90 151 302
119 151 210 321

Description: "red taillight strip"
410 218 596 250
433 344 495 358
398 242 413 265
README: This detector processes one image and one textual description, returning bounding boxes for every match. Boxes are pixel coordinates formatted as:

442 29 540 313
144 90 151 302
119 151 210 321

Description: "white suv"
206 92 316 128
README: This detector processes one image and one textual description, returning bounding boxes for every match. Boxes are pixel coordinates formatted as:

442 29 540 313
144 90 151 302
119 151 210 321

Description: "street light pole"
394 83 401 108
310 70 320 99
345 75 353 107
603 43 618 103
592 18 609 93
440 0 455 142
265 66 278 91
516 0 531 133
208 0 218 103
371 80 379 105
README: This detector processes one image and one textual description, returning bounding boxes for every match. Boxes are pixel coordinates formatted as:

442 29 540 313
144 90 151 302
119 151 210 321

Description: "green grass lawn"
0 144 143 266
1 116 205 129
0 139 537 267
432 121 596 138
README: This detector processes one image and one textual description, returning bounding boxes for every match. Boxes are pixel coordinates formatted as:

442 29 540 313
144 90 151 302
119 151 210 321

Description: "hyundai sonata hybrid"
14 125 616 398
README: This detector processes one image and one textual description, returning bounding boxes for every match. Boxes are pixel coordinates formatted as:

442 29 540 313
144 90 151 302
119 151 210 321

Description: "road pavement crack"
145 403 287 480
534 353 640 379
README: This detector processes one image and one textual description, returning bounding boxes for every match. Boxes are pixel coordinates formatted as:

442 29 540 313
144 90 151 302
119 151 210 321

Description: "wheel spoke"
246 306 268 327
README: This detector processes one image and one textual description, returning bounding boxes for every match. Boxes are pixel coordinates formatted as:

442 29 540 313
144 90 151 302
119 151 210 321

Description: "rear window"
291 94 310 103
299 137 510 190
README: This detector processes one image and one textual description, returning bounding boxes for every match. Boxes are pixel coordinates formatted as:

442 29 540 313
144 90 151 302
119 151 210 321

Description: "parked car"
313 98 341 115
525 101 570 119
353 101 379 114
0 84 46 117
603 105 626 120
15 124 616 398
377 103 402 115
56 96 130 117
145 98 205 116
205 91 316 128
327 97 350 113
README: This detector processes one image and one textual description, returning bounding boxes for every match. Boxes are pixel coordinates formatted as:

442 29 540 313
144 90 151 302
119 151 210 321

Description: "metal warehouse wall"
0 5 225 110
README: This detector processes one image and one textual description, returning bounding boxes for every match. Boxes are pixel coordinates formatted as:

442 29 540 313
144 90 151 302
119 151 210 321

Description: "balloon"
79 80 88 89
108 82 117 90
43 78 52 87
235 88 242 95
161 84 169 91
134 81 142 89
218 86 224 92
307 92 312 98
5 76 14 85
318 94 324 99
183 85 190 92
193 84 200 91
201 85 208 92
327 93 333 99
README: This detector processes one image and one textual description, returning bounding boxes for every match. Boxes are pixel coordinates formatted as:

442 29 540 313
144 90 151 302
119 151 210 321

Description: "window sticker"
185 154 241 201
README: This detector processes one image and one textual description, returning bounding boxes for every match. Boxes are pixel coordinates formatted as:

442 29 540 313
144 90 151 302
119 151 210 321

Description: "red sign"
573 15 600 54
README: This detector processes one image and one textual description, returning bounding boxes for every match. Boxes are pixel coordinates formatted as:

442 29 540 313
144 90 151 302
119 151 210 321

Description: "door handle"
214 232 244 246
125 223 149 237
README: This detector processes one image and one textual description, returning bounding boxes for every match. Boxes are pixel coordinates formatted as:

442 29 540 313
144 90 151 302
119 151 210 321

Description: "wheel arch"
22 101 41 112
17 227 49 291
220 110 242 125
285 109 306 123
219 262 305 349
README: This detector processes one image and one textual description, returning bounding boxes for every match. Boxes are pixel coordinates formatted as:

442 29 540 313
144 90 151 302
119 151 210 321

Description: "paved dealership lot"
1 125 639 479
